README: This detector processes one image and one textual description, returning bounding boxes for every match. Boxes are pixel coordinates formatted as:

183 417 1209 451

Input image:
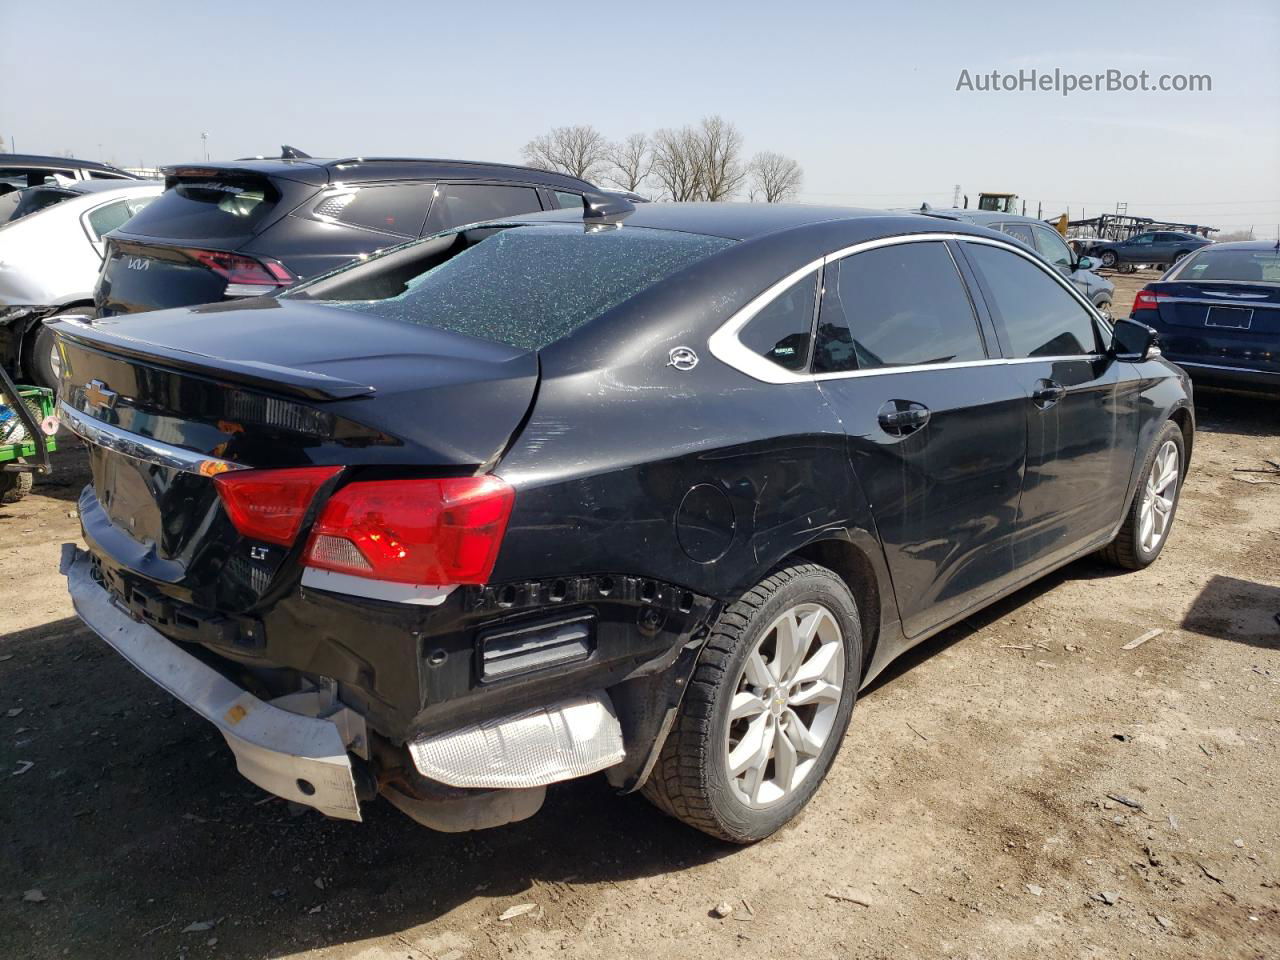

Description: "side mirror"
1076 256 1097 271
1111 318 1158 362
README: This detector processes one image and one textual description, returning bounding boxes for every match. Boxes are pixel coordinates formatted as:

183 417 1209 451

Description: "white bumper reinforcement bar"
61 544 363 821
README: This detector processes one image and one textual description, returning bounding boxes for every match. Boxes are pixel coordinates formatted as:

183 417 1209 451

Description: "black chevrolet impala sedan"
52 201 1193 842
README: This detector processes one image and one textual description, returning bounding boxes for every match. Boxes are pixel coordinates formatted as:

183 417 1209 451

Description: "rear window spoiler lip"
48 318 376 401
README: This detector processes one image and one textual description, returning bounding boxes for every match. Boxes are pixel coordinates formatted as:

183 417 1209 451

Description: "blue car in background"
1130 241 1280 392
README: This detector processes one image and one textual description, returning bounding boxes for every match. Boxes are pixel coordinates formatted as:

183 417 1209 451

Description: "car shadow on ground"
1192 387 1277 437
1182 574 1280 650
2 616 737 958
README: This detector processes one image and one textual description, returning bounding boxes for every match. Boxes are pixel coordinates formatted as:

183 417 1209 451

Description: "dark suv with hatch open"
94 156 603 316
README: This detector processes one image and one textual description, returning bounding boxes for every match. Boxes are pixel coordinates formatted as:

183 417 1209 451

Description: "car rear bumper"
61 544 365 821
1171 359 1279 390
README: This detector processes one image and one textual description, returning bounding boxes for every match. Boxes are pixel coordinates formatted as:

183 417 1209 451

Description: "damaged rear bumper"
61 544 364 821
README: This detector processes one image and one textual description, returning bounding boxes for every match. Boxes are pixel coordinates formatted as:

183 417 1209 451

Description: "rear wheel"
1101 421 1184 569
0 471 33 504
642 563 862 843
22 311 73 391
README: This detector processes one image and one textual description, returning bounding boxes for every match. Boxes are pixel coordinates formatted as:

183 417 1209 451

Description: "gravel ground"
2 270 1276 959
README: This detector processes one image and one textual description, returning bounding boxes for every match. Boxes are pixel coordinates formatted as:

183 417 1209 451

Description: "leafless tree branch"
748 151 804 203
521 124 610 182
604 133 653 192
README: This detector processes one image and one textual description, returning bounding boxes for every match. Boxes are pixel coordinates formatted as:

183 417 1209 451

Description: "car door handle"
877 400 931 437
1032 380 1066 409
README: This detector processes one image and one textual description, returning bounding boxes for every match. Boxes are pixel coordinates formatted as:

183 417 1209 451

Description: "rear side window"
738 272 818 371
998 223 1034 248
312 184 434 238
965 243 1101 357
423 184 543 233
814 241 986 372
122 179 278 239
553 190 585 211
85 199 136 238
321 223 733 351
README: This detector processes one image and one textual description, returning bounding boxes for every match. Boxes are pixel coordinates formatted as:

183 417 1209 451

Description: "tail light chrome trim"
59 401 249 476
300 566 455 606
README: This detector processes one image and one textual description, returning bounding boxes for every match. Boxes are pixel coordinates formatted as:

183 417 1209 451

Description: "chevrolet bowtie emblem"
84 379 118 410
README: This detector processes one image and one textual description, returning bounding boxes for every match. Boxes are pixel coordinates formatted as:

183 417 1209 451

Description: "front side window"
313 223 733 352
737 272 818 372
1031 225 1073 273
423 184 543 233
814 241 986 373
312 184 434 238
964 243 1101 358
1130 233 1154 245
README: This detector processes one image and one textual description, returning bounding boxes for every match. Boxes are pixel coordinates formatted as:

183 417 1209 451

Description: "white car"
0 179 162 388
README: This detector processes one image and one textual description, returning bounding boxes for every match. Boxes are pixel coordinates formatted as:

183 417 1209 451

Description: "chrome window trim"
59 401 250 475
707 232 1112 385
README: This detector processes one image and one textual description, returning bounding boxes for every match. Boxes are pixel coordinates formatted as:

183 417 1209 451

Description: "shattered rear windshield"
321 223 734 351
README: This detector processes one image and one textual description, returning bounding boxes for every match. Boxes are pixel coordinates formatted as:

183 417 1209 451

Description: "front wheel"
642 563 861 843
1101 421 1185 569
1171 250 1191 264
1100 250 1119 268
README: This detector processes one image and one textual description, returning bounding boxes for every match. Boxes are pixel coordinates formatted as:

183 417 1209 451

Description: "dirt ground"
3 270 1277 960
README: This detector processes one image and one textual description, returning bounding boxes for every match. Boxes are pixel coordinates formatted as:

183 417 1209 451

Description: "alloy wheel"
1139 439 1180 553
724 602 845 808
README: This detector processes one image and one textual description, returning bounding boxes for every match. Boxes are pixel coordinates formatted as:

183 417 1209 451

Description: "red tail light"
184 248 294 287
214 466 341 546
303 476 514 586
1132 288 1168 312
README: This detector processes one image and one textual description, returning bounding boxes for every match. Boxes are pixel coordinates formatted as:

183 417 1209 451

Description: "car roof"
161 156 600 191
920 207 1054 228
517 201 1002 242
1196 240 1278 252
0 152 133 174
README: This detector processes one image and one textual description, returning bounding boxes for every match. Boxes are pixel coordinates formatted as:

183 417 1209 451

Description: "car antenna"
280 145 312 159
583 190 635 221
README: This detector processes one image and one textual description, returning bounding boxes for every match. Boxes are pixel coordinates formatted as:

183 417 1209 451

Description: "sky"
3 0 1277 237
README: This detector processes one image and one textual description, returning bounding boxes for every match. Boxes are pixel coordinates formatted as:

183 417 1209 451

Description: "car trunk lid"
1150 279 1280 372
50 302 538 610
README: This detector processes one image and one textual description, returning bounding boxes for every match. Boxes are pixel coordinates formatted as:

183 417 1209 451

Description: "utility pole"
201 132 209 161
952 184 961 207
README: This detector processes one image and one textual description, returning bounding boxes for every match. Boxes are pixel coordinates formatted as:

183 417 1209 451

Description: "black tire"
1094 297 1113 321
641 563 862 843
1100 250 1119 268
1171 250 1191 264
22 310 74 391
1100 420 1185 570
0 471 34 504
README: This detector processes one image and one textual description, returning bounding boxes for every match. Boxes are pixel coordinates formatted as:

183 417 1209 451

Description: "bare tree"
696 115 747 202
650 126 703 201
521 124 609 182
748 151 804 203
604 133 652 192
